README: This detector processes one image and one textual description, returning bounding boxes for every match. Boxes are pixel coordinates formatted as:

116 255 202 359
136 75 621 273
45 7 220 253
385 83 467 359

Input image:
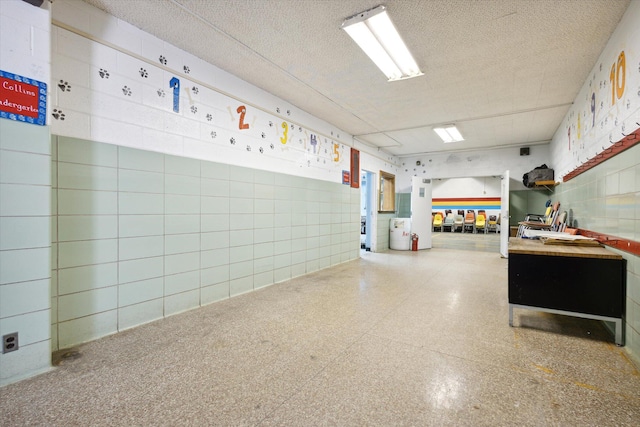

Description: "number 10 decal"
609 51 625 106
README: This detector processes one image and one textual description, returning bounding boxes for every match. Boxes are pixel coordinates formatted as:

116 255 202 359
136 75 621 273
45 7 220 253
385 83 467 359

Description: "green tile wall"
0 120 52 386
554 144 640 365
51 136 360 350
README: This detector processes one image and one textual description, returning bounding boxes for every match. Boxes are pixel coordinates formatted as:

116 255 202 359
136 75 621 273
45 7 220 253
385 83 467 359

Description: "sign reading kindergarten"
0 70 47 126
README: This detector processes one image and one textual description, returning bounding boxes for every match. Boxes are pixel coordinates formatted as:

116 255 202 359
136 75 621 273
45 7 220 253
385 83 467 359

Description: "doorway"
360 170 375 252
428 176 504 254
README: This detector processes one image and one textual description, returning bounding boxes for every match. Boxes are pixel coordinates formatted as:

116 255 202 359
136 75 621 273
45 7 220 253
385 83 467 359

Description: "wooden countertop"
508 238 623 260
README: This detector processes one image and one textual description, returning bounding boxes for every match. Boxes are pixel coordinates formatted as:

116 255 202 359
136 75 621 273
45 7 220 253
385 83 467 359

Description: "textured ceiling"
80 0 630 157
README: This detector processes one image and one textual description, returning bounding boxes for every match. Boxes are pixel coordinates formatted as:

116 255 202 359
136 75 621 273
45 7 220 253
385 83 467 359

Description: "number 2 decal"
280 122 288 144
236 105 249 130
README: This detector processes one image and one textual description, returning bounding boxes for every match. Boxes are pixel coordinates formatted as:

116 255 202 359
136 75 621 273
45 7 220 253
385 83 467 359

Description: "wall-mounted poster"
0 70 47 126
342 170 351 185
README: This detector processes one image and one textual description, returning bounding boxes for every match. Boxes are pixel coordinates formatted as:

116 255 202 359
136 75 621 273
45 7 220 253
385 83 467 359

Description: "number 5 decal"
333 143 340 162
237 105 249 130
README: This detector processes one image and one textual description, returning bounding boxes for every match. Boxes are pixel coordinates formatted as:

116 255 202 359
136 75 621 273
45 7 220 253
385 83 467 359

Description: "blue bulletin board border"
0 70 47 126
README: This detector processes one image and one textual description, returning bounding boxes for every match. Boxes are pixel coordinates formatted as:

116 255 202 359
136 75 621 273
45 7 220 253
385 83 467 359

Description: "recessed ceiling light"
342 5 423 82
434 125 464 143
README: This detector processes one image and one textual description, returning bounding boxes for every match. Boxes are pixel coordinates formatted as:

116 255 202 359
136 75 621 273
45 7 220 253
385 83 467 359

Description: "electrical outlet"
2 332 19 354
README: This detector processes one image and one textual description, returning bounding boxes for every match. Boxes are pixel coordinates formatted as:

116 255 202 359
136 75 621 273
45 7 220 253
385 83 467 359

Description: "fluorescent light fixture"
342 5 423 82
434 125 464 143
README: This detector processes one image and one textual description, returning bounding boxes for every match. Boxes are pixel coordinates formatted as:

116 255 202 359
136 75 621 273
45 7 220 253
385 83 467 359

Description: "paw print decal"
192 86 199 94
206 113 213 122
122 86 132 96
270 144 274 150
269 121 273 127
190 105 197 114
52 109 65 120
157 89 165 97
183 65 190 74
261 132 266 139
230 137 236 145
259 147 264 153
139 68 148 78
98 68 110 79
57 80 71 92
246 145 251 152
210 131 217 139
276 107 280 113
159 55 167 65
286 109 291 116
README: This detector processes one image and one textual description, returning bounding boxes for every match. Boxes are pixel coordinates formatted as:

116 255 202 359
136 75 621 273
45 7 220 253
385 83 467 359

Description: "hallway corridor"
1 248 639 426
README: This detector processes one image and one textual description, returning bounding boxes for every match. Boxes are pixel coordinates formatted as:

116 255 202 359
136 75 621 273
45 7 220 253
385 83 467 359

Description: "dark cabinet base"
508 252 626 345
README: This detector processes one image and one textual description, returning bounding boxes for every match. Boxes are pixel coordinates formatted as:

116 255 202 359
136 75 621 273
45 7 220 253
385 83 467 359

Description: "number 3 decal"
237 105 249 130
280 122 288 144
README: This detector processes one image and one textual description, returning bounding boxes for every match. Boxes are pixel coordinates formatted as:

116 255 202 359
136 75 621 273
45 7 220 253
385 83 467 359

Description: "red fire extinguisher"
411 233 419 251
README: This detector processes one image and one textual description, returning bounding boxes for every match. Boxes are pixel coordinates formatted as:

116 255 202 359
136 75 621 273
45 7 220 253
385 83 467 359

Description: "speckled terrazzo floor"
1 249 639 426
431 230 501 252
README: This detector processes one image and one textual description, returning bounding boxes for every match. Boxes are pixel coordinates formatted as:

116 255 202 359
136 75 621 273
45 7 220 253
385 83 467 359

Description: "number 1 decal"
170 77 180 113
236 105 249 130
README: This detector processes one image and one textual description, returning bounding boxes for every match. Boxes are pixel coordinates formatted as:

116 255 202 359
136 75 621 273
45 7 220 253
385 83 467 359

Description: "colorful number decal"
310 134 318 153
236 105 249 130
577 114 581 140
332 143 340 162
609 51 626 105
280 122 288 144
590 93 596 127
170 77 180 113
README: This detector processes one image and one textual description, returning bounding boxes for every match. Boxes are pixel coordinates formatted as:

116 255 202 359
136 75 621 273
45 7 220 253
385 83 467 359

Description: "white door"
500 170 510 258
410 176 432 249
